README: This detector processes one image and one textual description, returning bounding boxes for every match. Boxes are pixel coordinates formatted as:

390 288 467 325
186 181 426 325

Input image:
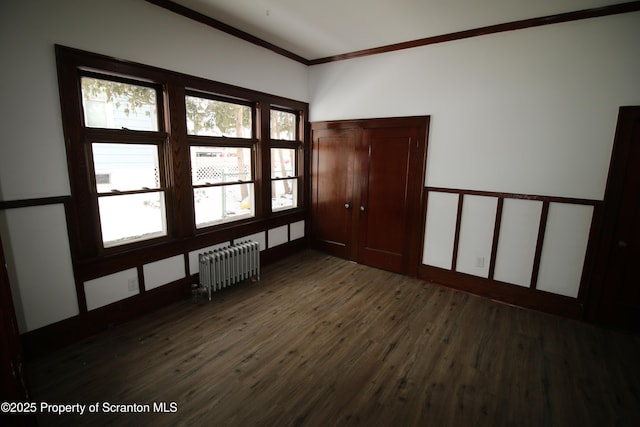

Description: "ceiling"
169 0 626 61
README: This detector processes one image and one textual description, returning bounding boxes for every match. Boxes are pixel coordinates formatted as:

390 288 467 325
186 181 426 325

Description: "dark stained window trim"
56 45 309 266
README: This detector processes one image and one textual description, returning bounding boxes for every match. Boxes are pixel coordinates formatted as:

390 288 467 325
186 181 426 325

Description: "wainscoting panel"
84 268 139 311
236 232 266 251
290 220 305 240
422 191 458 269
494 199 543 287
143 255 186 291
537 203 594 298
420 187 600 317
456 195 497 278
1 205 78 332
268 225 289 248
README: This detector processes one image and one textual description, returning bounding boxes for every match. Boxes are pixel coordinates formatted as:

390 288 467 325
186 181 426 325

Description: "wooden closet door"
311 127 357 259
358 126 424 273
311 117 429 276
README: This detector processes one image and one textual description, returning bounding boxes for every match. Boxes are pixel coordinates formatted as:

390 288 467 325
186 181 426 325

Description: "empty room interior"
1 0 639 425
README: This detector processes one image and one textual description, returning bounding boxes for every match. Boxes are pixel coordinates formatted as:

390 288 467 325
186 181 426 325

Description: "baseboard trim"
418 264 583 319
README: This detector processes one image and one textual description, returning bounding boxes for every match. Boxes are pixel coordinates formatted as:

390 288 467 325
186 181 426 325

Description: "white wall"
309 13 640 200
309 12 640 298
0 0 308 333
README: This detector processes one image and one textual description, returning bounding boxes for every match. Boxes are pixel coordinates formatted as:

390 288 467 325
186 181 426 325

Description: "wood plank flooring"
25 250 640 426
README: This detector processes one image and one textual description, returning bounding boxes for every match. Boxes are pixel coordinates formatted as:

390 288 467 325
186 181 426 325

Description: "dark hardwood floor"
24 250 640 426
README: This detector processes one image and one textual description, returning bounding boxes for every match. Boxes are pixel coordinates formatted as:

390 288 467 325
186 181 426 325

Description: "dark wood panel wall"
419 187 602 318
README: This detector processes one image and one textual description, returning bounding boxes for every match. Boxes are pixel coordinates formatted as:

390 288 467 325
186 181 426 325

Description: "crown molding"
146 0 640 66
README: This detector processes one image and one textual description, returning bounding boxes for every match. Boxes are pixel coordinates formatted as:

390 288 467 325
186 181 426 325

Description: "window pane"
271 148 295 178
186 96 252 138
270 110 296 140
190 146 252 185
272 179 298 212
99 192 167 247
81 77 158 131
92 143 160 192
194 184 255 228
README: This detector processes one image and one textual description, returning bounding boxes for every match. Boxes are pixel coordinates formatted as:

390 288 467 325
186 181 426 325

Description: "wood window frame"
56 45 309 267
269 107 304 213
185 90 259 230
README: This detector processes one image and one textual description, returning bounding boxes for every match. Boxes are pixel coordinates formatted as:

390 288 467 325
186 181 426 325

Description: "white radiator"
198 241 260 301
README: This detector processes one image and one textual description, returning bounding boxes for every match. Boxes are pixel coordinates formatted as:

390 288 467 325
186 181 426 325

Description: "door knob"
345 202 352 209
360 205 366 212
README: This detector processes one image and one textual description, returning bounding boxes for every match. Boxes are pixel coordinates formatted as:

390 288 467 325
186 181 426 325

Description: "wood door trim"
312 116 430 131
585 106 640 325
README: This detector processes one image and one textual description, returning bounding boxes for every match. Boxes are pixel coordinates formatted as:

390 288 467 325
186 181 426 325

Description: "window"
57 45 308 260
190 146 254 227
270 109 301 212
81 76 158 131
270 109 296 141
91 143 167 247
80 75 168 248
185 95 251 138
186 94 256 228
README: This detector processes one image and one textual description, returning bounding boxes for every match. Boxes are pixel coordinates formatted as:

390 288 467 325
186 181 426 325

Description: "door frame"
311 116 430 277
585 106 640 327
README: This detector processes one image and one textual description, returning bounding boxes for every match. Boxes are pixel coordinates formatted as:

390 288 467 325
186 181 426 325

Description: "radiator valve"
191 283 208 304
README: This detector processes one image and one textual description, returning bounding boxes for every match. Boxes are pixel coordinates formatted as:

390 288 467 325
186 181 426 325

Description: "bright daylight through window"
59 45 307 257
81 76 167 248
270 109 299 211
186 95 255 228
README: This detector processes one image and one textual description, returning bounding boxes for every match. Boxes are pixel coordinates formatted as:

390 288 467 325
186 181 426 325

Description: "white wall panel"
236 232 266 251
268 225 289 248
536 203 593 298
422 192 459 269
456 196 497 278
143 255 185 291
494 199 543 287
0 205 78 332
84 268 139 311
290 220 305 240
